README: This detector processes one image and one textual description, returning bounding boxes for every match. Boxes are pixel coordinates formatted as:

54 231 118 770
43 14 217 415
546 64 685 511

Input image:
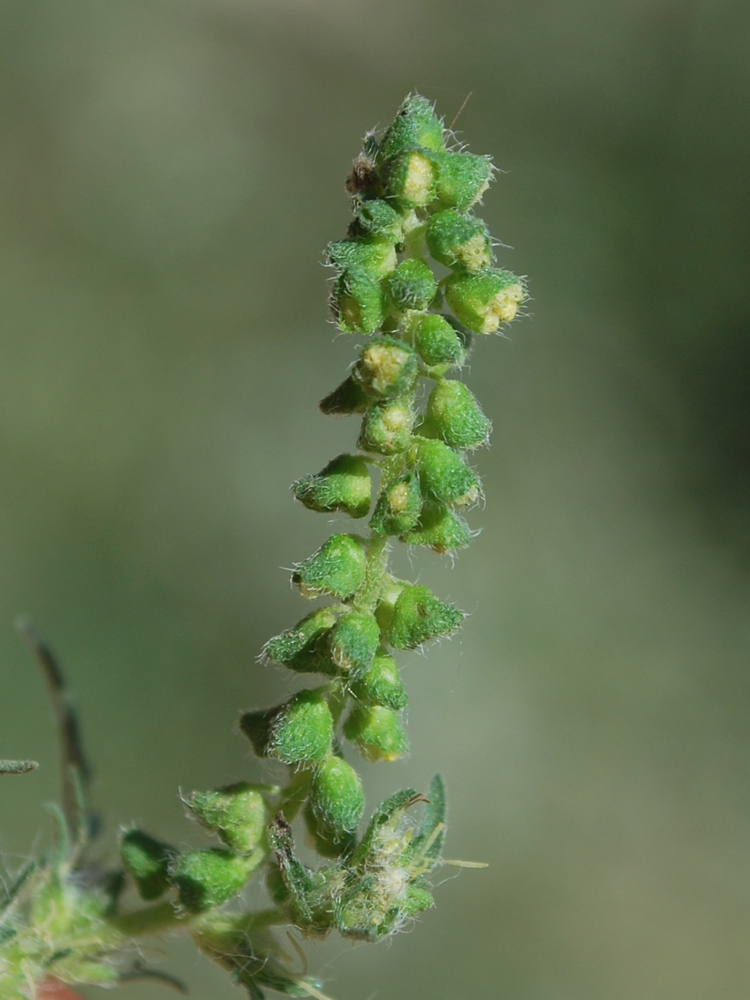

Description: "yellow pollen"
388 482 410 512
481 282 524 333
382 407 409 433
458 233 491 272
363 345 409 391
403 153 435 206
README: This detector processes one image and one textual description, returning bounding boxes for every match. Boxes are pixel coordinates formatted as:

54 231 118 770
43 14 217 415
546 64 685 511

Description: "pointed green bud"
170 848 260 913
414 438 480 505
309 755 365 834
358 399 414 455
370 472 422 536
120 829 175 901
330 611 380 675
304 800 356 859
426 379 491 449
185 782 268 854
388 584 464 650
378 94 444 161
436 151 494 210
343 704 409 762
410 313 466 372
385 259 438 313
263 607 337 672
381 150 438 208
445 267 526 333
240 688 333 764
355 336 418 398
331 267 387 334
374 576 406 636
352 198 404 242
293 453 372 519
319 374 369 415
349 648 408 710
292 533 366 600
327 237 397 278
426 209 493 272
401 502 472 553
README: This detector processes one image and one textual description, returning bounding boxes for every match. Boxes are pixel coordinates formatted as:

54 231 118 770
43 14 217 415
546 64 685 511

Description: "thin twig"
15 618 92 842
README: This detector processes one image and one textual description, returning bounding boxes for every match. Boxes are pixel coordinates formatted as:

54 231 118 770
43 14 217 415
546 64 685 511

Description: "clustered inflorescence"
0 96 524 1000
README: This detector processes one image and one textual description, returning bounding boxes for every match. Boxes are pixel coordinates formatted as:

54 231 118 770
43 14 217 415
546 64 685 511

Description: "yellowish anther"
381 406 410 433
481 282 525 333
468 176 491 207
458 233 492 272
403 153 436 206
453 484 480 507
388 482 410 512
362 344 411 392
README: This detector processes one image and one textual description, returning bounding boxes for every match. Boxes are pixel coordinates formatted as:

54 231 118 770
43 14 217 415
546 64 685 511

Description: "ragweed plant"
0 96 525 1000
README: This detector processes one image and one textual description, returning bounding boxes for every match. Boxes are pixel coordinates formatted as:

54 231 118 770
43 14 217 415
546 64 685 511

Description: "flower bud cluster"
240 95 525 939
113 96 524 988
120 781 271 914
2 94 524 1000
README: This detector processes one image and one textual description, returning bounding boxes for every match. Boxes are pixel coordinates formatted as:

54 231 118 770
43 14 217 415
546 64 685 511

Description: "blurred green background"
1 0 749 997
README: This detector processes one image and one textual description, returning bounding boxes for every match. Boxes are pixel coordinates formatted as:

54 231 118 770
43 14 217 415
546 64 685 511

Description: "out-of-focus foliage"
0 1 749 999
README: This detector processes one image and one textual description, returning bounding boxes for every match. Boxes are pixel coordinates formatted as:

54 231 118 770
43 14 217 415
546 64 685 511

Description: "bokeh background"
1 1 749 997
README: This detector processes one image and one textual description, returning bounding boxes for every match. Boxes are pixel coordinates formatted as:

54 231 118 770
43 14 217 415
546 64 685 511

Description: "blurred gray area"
1 0 749 997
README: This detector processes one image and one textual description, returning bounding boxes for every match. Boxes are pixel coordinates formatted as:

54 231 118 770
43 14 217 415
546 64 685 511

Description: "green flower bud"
385 259 438 313
435 151 494 210
292 533 366 600
330 611 380 675
240 688 333 764
445 268 525 333
120 829 175 901
414 438 480 505
309 755 365 834
170 848 259 913
343 704 409 762
349 648 408 710
358 399 414 455
331 267 387 334
319 374 370 415
185 782 268 854
425 209 493 272
410 313 466 372
293 453 372 519
381 150 438 208
388 584 464 650
426 379 491 449
401 502 472 554
303 800 356 859
263 607 338 673
370 473 422 536
351 198 404 242
374 576 406 636
355 336 418 398
378 94 444 161
327 237 397 278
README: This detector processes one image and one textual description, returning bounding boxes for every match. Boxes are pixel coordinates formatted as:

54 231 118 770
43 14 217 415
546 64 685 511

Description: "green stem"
109 900 187 938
